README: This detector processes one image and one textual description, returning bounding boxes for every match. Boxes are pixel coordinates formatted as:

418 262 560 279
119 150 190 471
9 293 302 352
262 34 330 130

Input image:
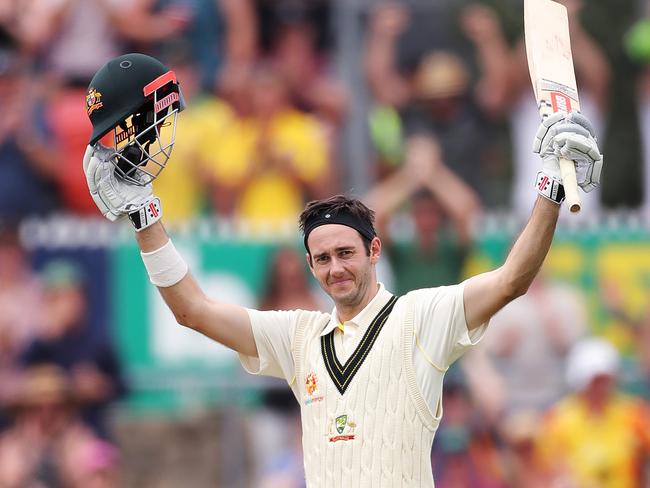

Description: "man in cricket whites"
82 53 603 487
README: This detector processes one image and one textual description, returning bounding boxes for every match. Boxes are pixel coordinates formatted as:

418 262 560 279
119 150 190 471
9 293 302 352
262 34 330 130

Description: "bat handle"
559 156 581 213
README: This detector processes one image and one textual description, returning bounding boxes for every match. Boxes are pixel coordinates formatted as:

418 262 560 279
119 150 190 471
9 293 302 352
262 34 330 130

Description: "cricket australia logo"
86 88 103 115
304 372 323 406
328 414 356 443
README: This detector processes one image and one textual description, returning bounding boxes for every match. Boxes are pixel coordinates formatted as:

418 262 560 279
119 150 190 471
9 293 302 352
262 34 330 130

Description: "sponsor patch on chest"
303 372 324 405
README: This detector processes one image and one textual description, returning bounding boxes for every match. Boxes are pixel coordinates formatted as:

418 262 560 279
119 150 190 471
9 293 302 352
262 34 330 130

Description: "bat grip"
559 157 581 213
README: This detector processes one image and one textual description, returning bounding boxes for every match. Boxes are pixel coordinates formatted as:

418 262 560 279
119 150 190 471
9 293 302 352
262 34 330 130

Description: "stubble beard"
329 266 372 310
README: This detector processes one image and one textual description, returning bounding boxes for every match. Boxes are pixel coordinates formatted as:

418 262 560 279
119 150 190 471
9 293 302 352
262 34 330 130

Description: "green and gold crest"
335 415 347 434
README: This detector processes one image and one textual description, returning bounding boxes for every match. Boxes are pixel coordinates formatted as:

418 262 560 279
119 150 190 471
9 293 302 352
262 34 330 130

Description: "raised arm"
365 135 481 244
460 3 516 118
99 0 191 43
364 135 435 235
419 137 481 246
464 111 603 330
364 3 412 107
563 0 611 112
464 196 558 329
83 147 258 358
136 223 256 357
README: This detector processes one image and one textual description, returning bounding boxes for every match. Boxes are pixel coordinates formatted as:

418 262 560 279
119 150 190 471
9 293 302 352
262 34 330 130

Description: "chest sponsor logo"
328 414 356 442
304 372 323 405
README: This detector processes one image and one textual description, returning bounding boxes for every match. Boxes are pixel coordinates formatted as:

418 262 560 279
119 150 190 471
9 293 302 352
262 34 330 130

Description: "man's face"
306 224 380 308
43 286 86 336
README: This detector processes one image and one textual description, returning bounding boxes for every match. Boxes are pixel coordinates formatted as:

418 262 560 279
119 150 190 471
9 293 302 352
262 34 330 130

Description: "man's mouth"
330 278 352 286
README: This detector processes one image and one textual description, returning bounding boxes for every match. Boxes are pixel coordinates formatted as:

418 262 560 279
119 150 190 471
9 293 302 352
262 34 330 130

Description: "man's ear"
370 237 381 264
305 252 314 272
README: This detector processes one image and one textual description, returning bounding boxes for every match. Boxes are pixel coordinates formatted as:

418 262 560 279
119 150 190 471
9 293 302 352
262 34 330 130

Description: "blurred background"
0 0 650 486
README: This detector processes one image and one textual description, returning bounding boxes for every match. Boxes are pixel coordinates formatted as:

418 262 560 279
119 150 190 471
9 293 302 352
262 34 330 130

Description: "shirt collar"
320 283 393 336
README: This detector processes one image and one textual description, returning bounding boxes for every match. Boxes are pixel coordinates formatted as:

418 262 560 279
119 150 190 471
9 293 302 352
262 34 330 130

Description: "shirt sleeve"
408 281 488 369
238 309 298 382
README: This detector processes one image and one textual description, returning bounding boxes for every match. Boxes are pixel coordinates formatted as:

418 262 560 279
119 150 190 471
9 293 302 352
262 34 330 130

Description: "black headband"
303 209 377 251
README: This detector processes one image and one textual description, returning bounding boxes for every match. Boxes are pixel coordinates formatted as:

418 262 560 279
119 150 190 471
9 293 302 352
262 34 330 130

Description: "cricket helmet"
86 53 184 185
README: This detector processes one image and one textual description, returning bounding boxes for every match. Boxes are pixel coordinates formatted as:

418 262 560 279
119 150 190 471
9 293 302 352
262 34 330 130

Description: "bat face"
524 0 581 117
525 0 583 213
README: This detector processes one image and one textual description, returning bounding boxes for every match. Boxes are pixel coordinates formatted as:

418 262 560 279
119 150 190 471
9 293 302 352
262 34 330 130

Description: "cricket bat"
524 0 581 213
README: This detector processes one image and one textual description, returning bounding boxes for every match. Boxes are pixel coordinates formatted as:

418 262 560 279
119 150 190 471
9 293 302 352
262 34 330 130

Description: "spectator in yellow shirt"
153 60 235 223
537 337 650 488
198 64 334 236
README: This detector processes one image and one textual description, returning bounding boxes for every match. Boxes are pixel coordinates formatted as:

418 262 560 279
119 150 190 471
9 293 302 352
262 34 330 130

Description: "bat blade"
524 0 582 213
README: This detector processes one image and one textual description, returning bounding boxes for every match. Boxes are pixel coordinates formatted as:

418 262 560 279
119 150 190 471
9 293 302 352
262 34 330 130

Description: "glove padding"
83 144 155 222
533 111 603 193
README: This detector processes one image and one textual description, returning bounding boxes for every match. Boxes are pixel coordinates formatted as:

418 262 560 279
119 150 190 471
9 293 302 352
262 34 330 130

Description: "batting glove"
83 144 162 231
533 111 603 193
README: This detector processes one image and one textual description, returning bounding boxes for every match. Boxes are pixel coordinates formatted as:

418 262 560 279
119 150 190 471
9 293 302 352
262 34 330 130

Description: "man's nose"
329 257 345 275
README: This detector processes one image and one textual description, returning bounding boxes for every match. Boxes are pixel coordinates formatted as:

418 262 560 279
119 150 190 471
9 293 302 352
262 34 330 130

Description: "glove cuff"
535 171 565 205
128 197 162 232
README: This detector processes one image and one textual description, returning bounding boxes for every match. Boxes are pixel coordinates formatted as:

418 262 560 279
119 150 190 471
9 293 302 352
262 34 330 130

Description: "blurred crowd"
0 225 124 487
1 0 650 486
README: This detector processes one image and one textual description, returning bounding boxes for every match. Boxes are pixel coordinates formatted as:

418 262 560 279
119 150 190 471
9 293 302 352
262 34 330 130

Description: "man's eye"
316 256 329 264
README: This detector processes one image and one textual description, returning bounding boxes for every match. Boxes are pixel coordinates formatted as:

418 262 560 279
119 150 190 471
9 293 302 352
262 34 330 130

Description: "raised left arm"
463 111 602 330
464 196 558 330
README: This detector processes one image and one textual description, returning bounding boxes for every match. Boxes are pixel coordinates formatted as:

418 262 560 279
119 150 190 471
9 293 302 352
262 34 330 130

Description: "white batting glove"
533 111 603 193
83 144 162 231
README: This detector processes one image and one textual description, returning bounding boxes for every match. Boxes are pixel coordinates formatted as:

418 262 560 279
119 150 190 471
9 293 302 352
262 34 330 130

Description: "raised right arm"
364 3 412 107
136 222 257 357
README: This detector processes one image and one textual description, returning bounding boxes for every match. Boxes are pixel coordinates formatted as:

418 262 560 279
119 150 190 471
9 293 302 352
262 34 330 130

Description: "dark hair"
299 195 376 255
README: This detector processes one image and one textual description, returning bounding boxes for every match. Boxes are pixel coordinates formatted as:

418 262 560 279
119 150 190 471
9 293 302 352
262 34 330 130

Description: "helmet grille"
110 84 180 186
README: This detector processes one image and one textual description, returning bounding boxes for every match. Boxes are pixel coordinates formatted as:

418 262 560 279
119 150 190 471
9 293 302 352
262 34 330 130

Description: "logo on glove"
147 201 160 218
538 175 550 191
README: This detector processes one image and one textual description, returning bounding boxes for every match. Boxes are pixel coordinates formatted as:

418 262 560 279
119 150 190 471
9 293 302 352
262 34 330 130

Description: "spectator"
0 364 99 488
0 222 43 430
639 300 650 395
464 273 588 418
0 43 59 219
43 81 104 214
266 1 348 125
146 0 259 94
257 388 304 488
595 276 650 396
58 435 120 488
259 246 323 312
365 2 510 206
10 0 189 81
19 260 126 440
462 0 610 218
152 55 222 223
0 222 42 366
432 381 507 488
200 63 333 235
499 409 552 488
206 0 258 90
365 135 481 295
626 0 650 214
537 337 650 487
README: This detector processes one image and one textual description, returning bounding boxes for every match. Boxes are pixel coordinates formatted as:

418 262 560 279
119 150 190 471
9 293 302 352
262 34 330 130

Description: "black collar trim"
321 295 399 395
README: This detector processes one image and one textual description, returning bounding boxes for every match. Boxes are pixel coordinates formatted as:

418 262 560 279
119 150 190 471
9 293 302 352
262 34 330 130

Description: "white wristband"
140 239 189 287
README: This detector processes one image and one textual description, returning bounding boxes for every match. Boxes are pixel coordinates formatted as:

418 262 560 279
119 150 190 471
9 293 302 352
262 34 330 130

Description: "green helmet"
86 53 184 185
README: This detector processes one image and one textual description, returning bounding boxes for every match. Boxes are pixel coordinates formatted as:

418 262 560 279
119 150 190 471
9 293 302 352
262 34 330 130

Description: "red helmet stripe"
143 70 177 96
